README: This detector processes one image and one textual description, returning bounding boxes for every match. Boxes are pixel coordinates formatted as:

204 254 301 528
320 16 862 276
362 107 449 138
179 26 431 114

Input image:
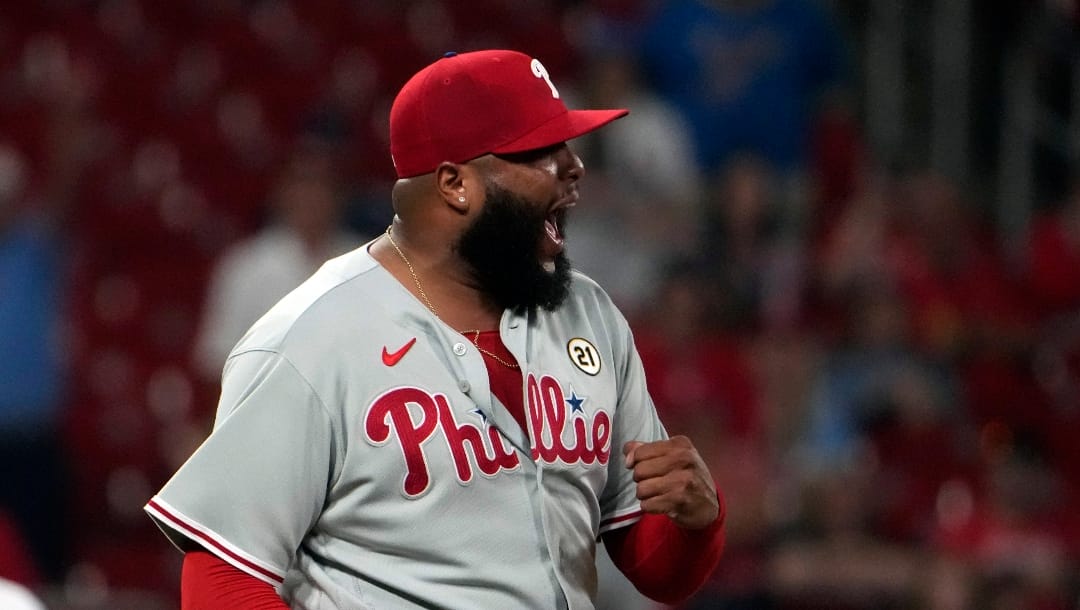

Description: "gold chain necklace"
385 226 520 369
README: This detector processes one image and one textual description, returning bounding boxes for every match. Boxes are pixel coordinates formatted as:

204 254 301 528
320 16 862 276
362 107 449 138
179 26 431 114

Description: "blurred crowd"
0 1 1078 609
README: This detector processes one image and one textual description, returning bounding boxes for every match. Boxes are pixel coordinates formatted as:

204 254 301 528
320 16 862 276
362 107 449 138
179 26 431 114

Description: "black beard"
454 183 572 312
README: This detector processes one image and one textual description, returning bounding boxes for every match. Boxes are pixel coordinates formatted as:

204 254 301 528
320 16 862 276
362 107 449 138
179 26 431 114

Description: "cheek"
487 160 559 200
539 157 558 176
519 162 558 196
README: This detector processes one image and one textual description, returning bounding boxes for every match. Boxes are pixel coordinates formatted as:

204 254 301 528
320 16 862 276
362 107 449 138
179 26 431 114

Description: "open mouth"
544 211 564 247
544 193 576 248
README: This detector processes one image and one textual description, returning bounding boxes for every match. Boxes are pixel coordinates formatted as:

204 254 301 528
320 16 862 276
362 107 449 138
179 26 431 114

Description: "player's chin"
535 257 573 311
538 245 564 275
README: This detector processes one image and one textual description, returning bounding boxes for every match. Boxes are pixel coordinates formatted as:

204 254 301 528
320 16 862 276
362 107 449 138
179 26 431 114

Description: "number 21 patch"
567 338 601 376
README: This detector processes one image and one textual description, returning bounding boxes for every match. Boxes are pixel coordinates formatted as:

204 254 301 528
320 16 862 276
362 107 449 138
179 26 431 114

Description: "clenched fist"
623 436 720 530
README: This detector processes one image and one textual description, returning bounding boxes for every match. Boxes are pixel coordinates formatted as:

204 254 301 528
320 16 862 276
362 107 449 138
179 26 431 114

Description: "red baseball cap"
389 50 629 178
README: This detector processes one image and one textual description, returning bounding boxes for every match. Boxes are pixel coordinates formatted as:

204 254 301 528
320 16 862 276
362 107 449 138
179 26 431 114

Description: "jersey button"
458 380 470 393
452 342 467 356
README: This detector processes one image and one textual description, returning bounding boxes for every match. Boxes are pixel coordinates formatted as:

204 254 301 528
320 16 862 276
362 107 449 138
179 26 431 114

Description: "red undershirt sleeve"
181 549 289 609
601 489 727 605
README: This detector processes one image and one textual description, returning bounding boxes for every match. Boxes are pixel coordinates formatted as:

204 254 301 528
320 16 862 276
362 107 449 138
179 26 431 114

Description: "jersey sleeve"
145 349 336 586
598 317 668 534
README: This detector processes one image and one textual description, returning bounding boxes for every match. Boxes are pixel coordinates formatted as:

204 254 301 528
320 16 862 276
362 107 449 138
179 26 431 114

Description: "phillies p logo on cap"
389 50 628 178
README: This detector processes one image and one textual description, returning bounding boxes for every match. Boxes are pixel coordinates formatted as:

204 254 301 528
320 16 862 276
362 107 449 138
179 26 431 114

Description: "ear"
434 162 471 214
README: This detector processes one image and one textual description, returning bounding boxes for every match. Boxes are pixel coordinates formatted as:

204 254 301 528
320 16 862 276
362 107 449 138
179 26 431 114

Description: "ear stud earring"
458 196 466 203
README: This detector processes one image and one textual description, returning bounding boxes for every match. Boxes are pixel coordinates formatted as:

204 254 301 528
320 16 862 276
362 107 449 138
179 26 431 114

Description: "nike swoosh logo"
382 338 417 366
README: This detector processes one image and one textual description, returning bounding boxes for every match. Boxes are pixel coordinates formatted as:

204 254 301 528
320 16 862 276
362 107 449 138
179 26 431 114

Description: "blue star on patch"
566 389 586 414
470 408 488 424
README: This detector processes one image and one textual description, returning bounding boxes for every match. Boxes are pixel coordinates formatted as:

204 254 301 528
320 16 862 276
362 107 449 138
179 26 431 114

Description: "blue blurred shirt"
0 218 64 430
641 0 847 171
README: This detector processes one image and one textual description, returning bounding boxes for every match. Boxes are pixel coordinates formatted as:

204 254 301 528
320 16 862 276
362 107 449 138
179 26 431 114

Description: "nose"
559 144 585 183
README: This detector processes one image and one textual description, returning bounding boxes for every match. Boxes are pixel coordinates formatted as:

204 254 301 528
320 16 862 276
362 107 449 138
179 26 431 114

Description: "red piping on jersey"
147 498 284 585
600 509 643 531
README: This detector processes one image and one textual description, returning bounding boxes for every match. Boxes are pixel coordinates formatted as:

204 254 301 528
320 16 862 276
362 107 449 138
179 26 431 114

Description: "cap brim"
490 108 629 155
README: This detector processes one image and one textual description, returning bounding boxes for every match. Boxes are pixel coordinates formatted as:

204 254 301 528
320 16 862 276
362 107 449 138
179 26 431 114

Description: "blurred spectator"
0 511 40 590
302 46 392 189
638 0 849 175
866 362 976 543
751 327 822 465
700 155 808 333
635 260 762 443
574 48 703 211
192 143 364 382
815 168 896 303
889 170 1032 361
932 438 1075 610
0 141 72 584
767 466 923 609
564 48 703 318
633 261 773 609
1023 178 1080 319
301 46 397 236
796 279 958 477
887 172 1053 464
807 95 865 239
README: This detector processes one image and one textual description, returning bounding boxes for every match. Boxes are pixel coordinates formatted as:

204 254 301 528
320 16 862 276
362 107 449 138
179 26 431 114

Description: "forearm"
603 491 726 605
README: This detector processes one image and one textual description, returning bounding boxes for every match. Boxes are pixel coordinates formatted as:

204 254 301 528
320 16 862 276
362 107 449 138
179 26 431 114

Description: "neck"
374 223 503 331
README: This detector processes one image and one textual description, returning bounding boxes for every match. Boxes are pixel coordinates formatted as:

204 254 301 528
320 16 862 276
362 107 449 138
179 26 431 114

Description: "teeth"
545 218 561 243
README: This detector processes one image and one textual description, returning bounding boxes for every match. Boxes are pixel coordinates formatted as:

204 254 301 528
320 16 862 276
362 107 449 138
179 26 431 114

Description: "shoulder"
229 244 385 355
567 269 618 310
551 270 635 344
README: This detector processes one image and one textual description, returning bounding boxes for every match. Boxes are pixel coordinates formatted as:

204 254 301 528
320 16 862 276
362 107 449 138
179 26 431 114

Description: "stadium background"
1 1 1079 608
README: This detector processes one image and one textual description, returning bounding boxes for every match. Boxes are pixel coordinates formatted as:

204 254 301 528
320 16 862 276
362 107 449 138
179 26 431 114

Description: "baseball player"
146 49 726 609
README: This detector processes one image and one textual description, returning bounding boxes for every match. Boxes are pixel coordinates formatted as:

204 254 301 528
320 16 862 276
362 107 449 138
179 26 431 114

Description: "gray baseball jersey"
145 243 668 609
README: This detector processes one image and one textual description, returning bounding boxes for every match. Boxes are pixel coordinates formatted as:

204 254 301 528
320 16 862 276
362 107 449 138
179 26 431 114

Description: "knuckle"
675 471 693 491
635 479 654 499
674 448 696 467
